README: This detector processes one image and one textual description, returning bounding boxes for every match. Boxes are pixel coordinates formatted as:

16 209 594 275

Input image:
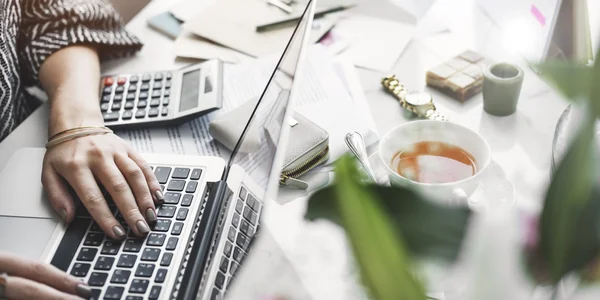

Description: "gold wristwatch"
381 75 447 121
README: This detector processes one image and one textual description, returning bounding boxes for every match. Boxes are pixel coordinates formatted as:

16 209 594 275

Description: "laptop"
29 1 316 299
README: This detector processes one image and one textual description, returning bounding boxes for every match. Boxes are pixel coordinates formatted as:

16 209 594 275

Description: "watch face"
404 91 433 106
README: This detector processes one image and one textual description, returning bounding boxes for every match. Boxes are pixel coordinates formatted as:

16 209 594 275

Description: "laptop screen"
225 0 315 202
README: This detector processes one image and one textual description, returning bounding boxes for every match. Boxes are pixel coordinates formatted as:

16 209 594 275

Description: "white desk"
1 0 599 299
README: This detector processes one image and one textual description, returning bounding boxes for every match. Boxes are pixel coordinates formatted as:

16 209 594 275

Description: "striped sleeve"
17 0 143 86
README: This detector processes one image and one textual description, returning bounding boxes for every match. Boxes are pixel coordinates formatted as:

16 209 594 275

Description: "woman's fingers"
0 252 90 299
92 161 150 237
41 165 75 223
114 154 157 225
128 150 164 204
63 167 126 240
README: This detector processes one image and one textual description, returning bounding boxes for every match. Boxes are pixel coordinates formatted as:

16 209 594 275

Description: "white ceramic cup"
378 120 491 203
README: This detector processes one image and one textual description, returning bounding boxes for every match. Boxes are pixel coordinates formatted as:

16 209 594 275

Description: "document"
174 31 251 63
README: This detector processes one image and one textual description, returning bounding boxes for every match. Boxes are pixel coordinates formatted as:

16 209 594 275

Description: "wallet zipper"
280 146 329 189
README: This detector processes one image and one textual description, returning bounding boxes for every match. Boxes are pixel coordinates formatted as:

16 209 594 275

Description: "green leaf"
537 61 592 100
306 155 426 300
539 113 599 283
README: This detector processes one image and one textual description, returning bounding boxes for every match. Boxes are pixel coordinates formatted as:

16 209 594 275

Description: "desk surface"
1 0 600 298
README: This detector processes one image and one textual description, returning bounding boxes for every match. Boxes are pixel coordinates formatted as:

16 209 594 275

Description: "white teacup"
378 120 491 203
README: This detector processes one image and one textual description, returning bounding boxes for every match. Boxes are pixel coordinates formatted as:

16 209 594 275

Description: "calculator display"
179 69 201 112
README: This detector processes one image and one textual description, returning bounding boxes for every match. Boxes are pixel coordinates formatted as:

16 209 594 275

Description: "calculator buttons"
125 102 135 110
164 81 171 88
115 86 125 93
128 85 137 92
103 112 120 122
135 110 146 119
164 90 171 97
161 107 169 116
162 98 170 106
139 92 149 100
129 75 139 83
102 95 111 103
148 108 159 118
122 110 133 120
151 90 161 98
165 72 172 80
150 99 160 107
153 82 162 90
126 93 136 101
101 103 109 112
117 77 127 85
140 83 150 91
137 101 148 108
102 87 112 94
111 103 122 110
154 73 164 81
103 77 114 86
142 74 152 82
114 94 123 102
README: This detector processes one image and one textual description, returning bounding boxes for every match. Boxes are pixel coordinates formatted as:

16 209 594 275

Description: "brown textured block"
426 50 489 102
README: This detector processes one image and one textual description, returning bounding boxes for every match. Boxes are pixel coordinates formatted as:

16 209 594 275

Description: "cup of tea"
378 120 491 203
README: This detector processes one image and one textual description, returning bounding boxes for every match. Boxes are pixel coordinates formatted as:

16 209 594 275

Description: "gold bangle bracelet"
48 125 110 141
46 128 113 149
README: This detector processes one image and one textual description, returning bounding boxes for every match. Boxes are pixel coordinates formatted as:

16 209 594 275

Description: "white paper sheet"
174 31 252 63
169 0 215 22
334 14 416 72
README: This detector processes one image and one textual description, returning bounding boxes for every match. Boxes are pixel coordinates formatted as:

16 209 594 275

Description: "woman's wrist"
48 94 104 136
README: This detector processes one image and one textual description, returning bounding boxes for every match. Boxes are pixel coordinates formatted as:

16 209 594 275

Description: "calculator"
99 59 223 128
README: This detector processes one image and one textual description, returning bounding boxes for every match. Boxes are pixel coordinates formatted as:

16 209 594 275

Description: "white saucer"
367 152 516 210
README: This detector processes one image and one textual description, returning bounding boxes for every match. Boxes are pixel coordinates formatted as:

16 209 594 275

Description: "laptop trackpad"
0 148 57 219
0 216 58 260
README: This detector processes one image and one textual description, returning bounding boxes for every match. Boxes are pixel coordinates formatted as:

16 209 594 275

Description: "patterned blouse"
0 0 142 141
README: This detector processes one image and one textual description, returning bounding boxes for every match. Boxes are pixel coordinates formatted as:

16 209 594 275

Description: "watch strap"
381 75 448 121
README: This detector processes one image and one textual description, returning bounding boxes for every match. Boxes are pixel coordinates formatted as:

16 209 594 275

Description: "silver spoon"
345 131 378 183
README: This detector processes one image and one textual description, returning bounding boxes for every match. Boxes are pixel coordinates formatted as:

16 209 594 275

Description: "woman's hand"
42 133 164 239
0 252 91 299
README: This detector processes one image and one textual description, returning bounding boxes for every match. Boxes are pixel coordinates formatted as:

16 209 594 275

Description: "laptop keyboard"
50 166 206 300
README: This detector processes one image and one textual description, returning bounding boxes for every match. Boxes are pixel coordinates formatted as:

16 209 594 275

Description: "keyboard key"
94 256 115 270
111 102 122 111
227 227 236 243
165 81 172 88
172 168 190 179
150 99 160 107
114 94 123 101
102 95 111 102
181 194 193 206
211 288 220 300
135 263 155 277
164 89 171 96
190 169 202 180
247 194 261 212
84 232 105 246
102 112 119 122
123 239 144 253
129 279 149 294
149 285 162 300
237 233 250 250
128 84 137 92
224 242 233 258
88 272 108 287
176 208 188 221
77 247 98 261
231 213 240 228
154 73 164 81
137 100 147 108
130 75 140 83
160 252 173 266
117 77 127 85
171 222 184 235
155 269 168 283
70 263 90 277
215 271 226 289
230 261 239 275
239 187 248 201
135 109 146 119
142 74 151 82
91 288 101 300
166 237 178 250
151 90 161 98
148 108 159 117
157 206 176 218
122 110 133 120
101 103 109 112
154 167 171 184
90 222 102 232
102 86 112 94
124 101 135 109
153 219 172 232
115 86 125 93
104 286 125 300
110 269 131 284
147 233 166 246
166 72 172 80
162 97 170 106
161 107 169 116
163 192 181 204
243 207 258 225
117 254 138 268
104 77 115 86
186 181 198 193
140 83 150 91
240 220 254 237
167 180 185 191
235 200 243 214
233 247 244 263
126 92 136 101
138 91 149 99
219 256 229 273
126 296 143 300
101 241 122 255
141 248 161 261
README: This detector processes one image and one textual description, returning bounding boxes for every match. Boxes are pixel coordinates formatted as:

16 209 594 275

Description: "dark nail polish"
137 220 150 235
59 209 68 222
75 283 92 298
155 190 165 203
146 208 157 223
112 225 126 240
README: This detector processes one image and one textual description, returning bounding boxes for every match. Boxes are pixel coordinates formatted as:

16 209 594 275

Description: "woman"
0 0 163 298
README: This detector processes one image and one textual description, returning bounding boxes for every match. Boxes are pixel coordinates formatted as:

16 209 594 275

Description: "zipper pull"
280 176 309 189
